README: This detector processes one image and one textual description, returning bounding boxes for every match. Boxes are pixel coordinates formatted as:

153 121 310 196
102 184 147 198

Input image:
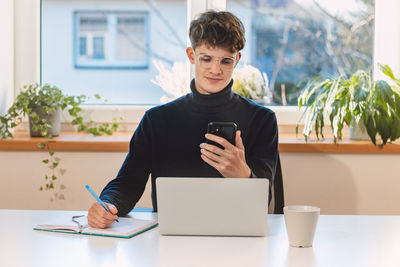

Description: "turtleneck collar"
186 79 236 113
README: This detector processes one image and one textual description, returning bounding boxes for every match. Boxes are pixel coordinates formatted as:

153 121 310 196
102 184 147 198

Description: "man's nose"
209 59 222 74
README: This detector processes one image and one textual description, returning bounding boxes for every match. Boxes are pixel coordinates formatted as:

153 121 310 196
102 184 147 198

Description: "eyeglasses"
72 215 85 233
193 50 237 71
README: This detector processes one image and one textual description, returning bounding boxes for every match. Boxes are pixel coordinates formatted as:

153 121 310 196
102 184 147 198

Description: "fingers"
235 130 245 150
201 130 250 178
87 202 118 229
200 147 228 163
200 142 226 157
105 202 118 215
201 153 220 170
204 133 234 150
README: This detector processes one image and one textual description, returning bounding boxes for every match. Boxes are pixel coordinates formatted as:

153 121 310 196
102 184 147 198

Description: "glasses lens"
197 55 235 71
221 58 235 69
198 55 212 66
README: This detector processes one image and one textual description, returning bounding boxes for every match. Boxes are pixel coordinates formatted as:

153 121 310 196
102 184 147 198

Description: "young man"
88 10 279 228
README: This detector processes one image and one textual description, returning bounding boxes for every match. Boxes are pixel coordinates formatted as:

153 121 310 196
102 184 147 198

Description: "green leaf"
52 175 57 180
42 159 49 164
77 124 87 132
364 114 376 145
49 151 55 156
112 122 118 131
52 162 59 168
390 115 400 141
37 143 45 149
379 64 396 80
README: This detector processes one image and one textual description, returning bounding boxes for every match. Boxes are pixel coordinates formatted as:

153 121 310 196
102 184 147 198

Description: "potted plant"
0 83 121 196
232 64 271 104
0 83 119 138
297 64 400 146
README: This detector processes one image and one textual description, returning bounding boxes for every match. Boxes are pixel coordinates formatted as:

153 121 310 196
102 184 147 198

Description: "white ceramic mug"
284 205 320 248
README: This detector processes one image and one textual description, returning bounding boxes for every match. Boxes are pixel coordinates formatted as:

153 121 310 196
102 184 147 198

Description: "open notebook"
34 213 158 238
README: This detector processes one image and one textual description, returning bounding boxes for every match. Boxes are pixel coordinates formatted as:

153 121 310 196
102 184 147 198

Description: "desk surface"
1 210 400 267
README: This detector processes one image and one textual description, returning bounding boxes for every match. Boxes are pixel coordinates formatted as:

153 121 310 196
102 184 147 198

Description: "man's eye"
221 58 234 65
199 56 212 62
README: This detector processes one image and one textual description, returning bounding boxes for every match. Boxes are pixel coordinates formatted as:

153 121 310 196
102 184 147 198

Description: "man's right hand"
87 202 118 229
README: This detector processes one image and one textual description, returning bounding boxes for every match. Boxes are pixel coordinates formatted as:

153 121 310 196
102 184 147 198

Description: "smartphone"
207 122 237 149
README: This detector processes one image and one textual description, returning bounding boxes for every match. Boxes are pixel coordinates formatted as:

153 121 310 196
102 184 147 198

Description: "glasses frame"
72 215 85 233
192 48 238 72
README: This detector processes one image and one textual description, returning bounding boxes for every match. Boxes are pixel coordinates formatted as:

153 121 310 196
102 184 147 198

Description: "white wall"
1 150 400 215
281 152 400 215
374 0 400 79
14 0 40 90
0 151 152 210
0 0 14 115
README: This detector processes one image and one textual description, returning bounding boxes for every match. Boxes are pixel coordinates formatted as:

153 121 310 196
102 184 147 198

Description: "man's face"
186 44 241 95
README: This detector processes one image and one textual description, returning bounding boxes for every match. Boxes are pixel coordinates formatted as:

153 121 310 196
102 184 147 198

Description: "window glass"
117 16 147 61
41 0 187 104
227 0 375 105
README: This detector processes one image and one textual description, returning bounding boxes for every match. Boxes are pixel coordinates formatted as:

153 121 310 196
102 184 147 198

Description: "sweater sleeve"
246 110 279 189
100 112 153 216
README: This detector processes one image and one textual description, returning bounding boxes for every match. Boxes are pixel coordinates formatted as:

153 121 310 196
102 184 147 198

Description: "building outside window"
41 0 187 105
75 11 149 69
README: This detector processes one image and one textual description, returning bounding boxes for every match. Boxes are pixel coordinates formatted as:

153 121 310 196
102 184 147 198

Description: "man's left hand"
200 130 251 178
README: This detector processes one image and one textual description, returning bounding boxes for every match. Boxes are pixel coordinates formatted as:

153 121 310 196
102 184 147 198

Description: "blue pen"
85 185 119 222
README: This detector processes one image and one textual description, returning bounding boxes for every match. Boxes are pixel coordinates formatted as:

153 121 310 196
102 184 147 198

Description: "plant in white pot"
0 83 121 198
0 84 119 138
232 64 271 104
297 64 400 146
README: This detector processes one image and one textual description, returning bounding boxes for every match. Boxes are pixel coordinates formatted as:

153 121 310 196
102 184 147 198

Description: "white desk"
1 210 400 267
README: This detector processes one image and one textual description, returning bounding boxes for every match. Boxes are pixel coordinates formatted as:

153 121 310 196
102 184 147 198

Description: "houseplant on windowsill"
232 64 271 105
0 83 121 199
296 64 400 146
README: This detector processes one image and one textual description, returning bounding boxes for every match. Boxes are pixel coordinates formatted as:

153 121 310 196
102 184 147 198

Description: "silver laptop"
156 177 269 236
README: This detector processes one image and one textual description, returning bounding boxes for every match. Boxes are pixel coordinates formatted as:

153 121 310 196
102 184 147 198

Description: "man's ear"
186 47 195 64
236 52 242 65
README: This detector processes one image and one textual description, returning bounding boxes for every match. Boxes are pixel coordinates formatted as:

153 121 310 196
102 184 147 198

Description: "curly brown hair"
189 10 245 53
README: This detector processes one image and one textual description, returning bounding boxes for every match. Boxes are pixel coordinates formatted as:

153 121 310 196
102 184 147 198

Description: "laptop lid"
156 177 269 237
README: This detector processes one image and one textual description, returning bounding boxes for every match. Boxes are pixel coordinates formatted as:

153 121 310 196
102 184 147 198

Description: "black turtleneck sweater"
100 79 279 215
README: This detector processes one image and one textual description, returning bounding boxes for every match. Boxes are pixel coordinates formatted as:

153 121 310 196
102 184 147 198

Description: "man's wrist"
248 168 258 178
247 167 252 178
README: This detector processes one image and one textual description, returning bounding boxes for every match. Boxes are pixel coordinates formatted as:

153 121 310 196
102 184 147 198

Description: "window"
227 0 375 105
42 0 375 106
15 0 400 126
74 11 149 69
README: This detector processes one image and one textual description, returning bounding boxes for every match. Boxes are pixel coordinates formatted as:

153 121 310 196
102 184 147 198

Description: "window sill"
1 131 400 154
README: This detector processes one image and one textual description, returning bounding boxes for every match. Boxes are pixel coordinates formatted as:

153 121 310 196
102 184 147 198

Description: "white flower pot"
349 119 370 141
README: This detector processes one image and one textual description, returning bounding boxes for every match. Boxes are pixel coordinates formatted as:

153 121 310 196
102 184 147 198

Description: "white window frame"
7 0 400 129
0 0 14 115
